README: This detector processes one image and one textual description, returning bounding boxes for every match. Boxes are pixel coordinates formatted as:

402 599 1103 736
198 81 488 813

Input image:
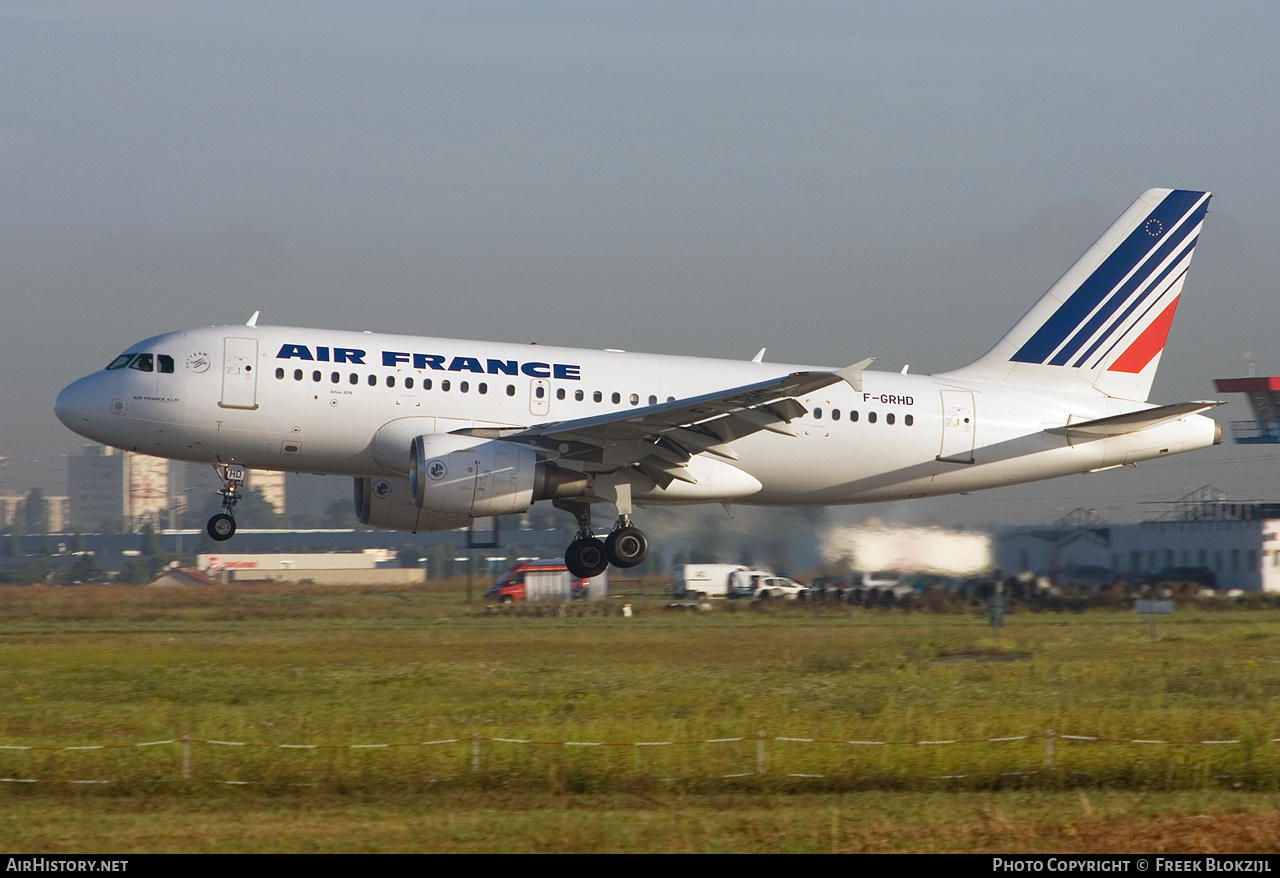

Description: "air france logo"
275 344 582 380
372 479 393 499
426 460 447 481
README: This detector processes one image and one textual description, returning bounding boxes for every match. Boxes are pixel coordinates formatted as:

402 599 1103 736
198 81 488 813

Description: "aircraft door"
220 337 260 410
938 390 975 464
529 379 550 416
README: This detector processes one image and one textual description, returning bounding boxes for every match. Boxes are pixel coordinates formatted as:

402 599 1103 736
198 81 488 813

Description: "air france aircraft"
56 189 1222 577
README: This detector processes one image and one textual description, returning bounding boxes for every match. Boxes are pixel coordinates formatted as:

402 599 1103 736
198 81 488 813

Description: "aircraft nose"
54 374 105 435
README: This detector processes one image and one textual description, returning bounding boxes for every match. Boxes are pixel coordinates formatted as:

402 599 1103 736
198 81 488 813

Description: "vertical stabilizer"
940 189 1210 401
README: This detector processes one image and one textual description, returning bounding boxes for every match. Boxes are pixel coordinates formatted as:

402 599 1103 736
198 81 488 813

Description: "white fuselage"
54 324 1220 509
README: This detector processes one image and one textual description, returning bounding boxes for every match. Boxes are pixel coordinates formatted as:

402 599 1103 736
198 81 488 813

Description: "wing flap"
505 362 870 477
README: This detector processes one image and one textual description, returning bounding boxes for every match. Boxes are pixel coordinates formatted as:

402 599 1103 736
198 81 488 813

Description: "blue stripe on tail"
1011 190 1208 365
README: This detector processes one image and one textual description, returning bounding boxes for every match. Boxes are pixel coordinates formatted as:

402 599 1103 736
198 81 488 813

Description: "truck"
672 564 787 600
485 560 609 603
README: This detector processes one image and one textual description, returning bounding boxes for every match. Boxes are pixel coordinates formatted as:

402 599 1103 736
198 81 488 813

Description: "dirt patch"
935 652 1032 663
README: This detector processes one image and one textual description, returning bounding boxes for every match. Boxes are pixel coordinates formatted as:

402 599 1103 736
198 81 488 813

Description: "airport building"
64 444 286 533
998 491 1280 593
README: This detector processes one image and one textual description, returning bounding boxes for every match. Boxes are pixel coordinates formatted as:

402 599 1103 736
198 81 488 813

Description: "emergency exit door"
938 390 975 464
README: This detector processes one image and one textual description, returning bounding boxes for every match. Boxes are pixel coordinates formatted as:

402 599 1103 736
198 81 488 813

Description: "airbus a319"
55 189 1222 577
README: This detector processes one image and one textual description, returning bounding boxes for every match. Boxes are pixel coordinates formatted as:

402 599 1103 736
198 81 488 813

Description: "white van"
673 564 774 600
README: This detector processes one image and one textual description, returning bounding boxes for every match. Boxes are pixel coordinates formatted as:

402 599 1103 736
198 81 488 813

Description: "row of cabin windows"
106 353 175 373
274 367 673 406
812 407 914 427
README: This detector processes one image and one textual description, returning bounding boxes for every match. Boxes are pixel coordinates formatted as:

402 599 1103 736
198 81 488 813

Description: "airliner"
55 189 1222 577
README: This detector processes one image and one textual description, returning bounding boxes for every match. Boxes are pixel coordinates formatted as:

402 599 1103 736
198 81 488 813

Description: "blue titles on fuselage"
276 344 581 380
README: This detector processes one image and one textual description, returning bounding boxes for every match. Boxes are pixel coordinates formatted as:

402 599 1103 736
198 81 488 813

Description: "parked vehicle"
734 574 808 601
486 560 606 603
672 564 750 600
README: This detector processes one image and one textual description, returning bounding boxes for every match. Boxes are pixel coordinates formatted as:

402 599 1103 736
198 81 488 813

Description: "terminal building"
997 374 1280 593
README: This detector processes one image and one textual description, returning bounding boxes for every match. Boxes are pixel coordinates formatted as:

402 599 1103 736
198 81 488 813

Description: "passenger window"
461 381 469 393
886 413 895 425
556 388 565 400
832 409 840 421
575 390 584 402
479 383 488 395
868 411 877 424
593 391 603 403
850 411 859 422
157 355 175 373
294 369 303 381
506 385 515 397
367 375 377 386
386 376 395 388
813 408 822 419
649 395 657 406
129 354 154 372
441 380 451 392
423 379 432 391
905 414 914 426
611 392 621 404
349 373 359 385
106 354 134 370
331 372 340 383
275 368 285 379
535 385 544 398
629 393 639 405
312 371 321 382
405 377 414 389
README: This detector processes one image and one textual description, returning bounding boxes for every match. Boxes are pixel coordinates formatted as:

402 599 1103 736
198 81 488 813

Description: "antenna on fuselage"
245 311 260 327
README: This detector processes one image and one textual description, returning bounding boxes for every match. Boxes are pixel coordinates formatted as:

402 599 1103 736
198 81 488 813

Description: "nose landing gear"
206 463 247 542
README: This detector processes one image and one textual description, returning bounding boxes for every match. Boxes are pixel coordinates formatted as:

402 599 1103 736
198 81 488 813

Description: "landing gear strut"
555 500 649 578
206 463 246 542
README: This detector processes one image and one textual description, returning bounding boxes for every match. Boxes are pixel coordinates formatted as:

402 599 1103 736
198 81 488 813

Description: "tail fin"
941 188 1210 401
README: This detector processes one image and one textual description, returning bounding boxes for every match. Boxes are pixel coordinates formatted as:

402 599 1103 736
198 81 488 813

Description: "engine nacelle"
353 476 473 533
410 434 539 517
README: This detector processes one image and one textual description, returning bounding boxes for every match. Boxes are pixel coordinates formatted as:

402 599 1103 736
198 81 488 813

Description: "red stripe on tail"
1107 297 1180 374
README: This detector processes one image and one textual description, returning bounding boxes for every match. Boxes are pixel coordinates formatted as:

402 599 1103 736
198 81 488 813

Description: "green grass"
0 582 1278 851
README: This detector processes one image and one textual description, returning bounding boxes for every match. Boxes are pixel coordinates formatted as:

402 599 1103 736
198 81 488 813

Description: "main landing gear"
206 463 247 542
556 500 649 579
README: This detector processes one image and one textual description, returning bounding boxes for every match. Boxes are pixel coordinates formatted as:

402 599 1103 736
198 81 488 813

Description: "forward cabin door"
220 337 260 410
938 390 975 464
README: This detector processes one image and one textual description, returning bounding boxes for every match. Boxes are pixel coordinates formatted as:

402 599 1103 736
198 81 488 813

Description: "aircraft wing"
455 359 872 488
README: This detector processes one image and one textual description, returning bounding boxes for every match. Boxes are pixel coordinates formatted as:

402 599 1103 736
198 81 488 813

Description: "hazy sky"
5 1 1280 526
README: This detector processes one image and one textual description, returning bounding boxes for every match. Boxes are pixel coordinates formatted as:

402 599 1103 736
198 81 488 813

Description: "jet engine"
353 476 473 533
409 434 587 517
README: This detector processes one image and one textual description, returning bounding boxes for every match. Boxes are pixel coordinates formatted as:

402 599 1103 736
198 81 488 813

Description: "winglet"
752 348 766 363
246 311 260 327
836 358 875 392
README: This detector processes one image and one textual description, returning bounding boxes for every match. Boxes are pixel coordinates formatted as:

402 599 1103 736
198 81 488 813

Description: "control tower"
1212 376 1280 444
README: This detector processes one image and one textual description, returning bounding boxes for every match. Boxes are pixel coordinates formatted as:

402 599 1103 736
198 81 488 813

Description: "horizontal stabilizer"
1045 401 1223 438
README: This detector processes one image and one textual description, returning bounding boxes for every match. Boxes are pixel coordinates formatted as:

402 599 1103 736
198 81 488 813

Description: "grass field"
0 580 1277 853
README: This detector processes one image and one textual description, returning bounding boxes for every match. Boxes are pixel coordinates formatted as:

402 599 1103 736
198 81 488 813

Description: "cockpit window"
128 354 154 372
157 355 174 373
106 354 135 370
